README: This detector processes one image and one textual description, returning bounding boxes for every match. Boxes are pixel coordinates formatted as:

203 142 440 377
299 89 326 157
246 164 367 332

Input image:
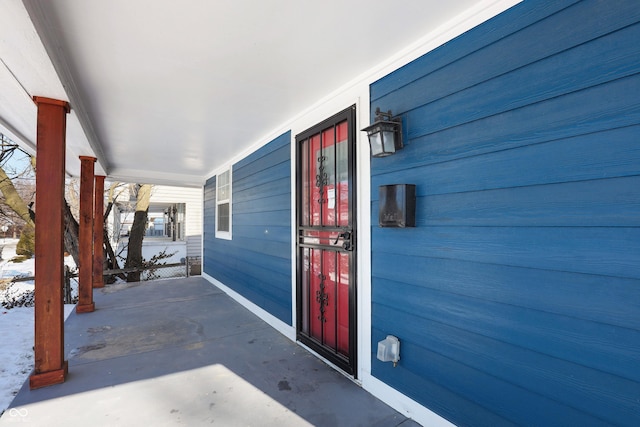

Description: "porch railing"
8 256 202 305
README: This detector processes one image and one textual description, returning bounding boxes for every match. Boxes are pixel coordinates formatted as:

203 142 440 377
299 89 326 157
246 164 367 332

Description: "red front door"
296 106 356 375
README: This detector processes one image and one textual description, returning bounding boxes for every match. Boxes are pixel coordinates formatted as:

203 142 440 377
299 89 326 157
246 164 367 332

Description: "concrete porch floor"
1 277 420 426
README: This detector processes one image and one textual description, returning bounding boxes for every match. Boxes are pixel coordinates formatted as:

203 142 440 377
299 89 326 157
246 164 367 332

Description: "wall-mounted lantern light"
361 108 403 157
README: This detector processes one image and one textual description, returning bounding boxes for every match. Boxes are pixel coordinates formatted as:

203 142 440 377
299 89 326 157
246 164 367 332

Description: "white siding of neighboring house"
148 185 203 258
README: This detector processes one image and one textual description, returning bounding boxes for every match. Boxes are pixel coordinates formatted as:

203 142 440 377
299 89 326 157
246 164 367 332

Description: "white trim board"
362 373 457 427
202 272 295 341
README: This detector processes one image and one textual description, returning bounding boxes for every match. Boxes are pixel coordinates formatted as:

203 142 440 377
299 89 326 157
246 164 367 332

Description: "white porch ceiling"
1 0 507 186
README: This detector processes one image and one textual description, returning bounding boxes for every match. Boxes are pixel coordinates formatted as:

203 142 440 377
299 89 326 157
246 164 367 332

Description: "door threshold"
296 340 361 386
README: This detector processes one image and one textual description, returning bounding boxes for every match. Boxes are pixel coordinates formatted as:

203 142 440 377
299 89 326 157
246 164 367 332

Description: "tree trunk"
63 199 80 266
0 166 34 228
125 184 152 282
1 163 82 265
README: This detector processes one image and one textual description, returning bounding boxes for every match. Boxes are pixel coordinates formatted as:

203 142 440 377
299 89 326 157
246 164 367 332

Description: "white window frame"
215 167 232 240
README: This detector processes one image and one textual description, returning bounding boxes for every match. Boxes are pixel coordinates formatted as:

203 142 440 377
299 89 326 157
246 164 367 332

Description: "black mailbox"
378 184 416 227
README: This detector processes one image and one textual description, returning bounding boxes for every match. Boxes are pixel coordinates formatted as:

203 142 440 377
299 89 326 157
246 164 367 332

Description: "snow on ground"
0 239 77 416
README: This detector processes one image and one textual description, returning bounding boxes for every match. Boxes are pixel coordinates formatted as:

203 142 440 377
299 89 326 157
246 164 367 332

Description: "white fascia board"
107 168 206 188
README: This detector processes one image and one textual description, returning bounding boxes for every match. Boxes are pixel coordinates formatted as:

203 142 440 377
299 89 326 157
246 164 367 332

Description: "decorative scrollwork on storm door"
315 155 328 204
315 273 328 323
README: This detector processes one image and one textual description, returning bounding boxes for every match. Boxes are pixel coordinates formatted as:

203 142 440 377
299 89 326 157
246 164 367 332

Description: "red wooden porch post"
30 97 70 389
93 175 105 288
76 156 96 313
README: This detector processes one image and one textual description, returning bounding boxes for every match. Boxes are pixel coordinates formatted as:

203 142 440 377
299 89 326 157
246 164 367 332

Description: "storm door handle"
333 230 354 251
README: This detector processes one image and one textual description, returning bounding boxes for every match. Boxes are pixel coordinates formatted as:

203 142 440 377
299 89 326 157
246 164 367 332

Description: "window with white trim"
216 167 232 239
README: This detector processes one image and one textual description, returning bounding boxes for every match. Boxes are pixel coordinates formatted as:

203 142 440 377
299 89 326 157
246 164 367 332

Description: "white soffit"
0 1 102 176
3 0 518 184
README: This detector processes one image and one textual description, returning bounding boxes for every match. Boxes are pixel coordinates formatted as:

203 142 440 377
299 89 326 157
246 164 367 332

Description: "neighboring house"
203 2 640 426
109 185 203 265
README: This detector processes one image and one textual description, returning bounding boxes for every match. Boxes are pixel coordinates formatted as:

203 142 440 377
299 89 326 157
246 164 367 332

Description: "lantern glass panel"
369 131 384 156
381 129 396 154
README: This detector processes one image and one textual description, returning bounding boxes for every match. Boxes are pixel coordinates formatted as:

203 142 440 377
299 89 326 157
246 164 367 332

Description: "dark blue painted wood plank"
234 192 290 215
372 253 640 331
211 268 290 302
374 303 636 426
370 332 517 427
209 248 291 284
210 268 290 322
372 326 607 427
234 145 290 182
233 161 290 192
233 225 290 243
371 0 581 100
233 177 290 203
417 177 640 227
234 131 290 170
233 210 291 227
371 125 640 194
209 244 290 280
374 226 640 279
208 245 290 289
372 176 640 227
405 72 640 142
374 2 640 110
209 248 291 294
219 235 290 259
373 276 640 385
378 22 640 133
205 223 291 260
206 255 291 323
374 74 640 176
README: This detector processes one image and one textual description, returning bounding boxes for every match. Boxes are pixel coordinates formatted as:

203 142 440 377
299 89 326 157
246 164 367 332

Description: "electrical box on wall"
377 335 400 367
378 184 416 227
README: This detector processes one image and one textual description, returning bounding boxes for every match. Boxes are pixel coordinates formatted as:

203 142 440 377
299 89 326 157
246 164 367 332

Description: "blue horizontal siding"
203 131 292 324
233 161 290 193
405 71 640 145
374 226 640 279
233 192 290 214
233 176 290 203
233 143 290 182
372 320 620 427
373 254 640 332
233 210 291 228
205 253 290 322
374 75 640 176
374 177 640 229
370 0 581 100
233 225 290 243
369 1 640 425
372 126 640 197
373 1 640 108
373 276 640 386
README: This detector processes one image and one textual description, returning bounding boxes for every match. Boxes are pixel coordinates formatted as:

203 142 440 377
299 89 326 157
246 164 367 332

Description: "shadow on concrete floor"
2 277 420 427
